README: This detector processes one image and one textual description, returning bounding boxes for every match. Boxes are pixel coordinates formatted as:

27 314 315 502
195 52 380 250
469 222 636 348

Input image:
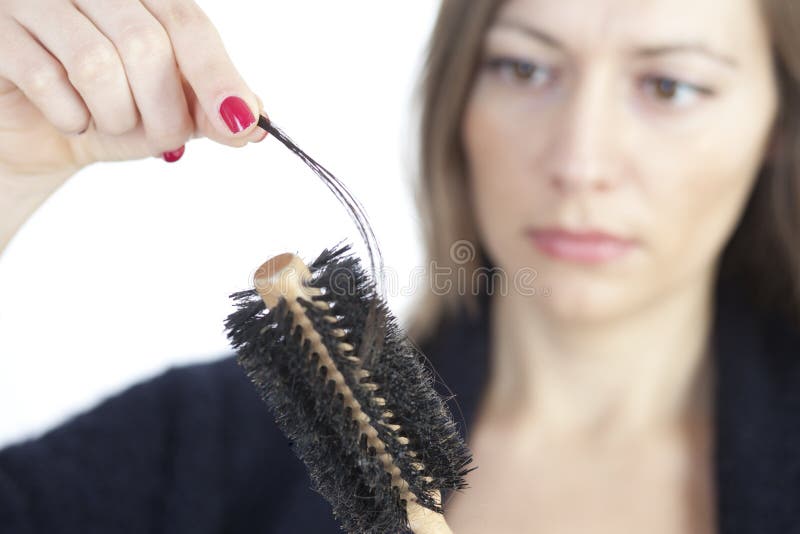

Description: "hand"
0 0 266 252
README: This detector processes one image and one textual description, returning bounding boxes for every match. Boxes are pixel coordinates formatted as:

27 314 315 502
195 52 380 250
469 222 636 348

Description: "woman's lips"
527 228 638 264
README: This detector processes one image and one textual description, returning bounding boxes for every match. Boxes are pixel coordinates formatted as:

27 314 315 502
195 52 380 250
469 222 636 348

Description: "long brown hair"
406 0 800 344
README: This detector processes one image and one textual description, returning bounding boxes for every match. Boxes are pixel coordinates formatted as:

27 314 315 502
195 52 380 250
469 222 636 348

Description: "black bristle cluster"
224 242 474 534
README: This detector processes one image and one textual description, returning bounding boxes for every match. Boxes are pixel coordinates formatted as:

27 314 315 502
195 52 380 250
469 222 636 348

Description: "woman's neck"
483 273 716 443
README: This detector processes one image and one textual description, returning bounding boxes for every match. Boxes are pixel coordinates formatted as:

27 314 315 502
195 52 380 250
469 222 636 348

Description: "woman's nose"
546 77 625 195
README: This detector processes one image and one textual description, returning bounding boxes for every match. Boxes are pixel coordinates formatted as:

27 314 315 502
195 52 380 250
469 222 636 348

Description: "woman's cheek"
464 108 532 247
646 153 753 288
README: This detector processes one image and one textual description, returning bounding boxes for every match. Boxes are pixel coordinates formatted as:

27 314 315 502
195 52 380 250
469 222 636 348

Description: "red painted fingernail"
219 96 255 134
162 145 185 163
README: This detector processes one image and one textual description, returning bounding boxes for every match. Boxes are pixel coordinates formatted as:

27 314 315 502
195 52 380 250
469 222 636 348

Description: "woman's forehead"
494 0 769 60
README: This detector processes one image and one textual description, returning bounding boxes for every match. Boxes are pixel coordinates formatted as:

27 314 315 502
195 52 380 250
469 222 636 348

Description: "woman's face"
462 0 779 322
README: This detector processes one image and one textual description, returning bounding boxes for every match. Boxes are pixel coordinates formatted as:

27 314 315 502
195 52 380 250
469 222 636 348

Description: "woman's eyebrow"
636 44 739 69
492 18 740 70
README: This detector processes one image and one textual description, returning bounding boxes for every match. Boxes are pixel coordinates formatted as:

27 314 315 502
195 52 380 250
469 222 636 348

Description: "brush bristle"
224 242 474 534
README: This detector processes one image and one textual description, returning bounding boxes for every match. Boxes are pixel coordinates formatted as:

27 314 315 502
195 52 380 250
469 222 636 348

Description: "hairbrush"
223 115 474 533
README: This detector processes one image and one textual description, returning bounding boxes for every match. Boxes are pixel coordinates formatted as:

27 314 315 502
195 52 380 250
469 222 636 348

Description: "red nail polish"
162 145 185 163
219 96 255 134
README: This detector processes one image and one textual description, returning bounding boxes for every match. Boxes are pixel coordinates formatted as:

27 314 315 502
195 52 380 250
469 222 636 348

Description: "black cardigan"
1 278 798 533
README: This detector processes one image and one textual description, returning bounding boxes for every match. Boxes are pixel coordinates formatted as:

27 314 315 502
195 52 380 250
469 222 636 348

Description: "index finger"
141 0 262 139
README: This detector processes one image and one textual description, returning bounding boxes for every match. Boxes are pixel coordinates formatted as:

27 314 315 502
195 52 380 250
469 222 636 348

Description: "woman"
409 0 800 532
1 1 798 534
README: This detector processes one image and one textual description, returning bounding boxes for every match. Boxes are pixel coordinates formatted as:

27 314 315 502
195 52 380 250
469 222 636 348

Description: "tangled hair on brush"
225 242 474 534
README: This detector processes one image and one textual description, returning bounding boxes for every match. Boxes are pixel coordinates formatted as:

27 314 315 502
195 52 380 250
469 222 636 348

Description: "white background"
0 1 442 447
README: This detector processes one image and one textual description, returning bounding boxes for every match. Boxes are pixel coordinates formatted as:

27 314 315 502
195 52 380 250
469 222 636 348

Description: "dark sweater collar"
424 280 800 533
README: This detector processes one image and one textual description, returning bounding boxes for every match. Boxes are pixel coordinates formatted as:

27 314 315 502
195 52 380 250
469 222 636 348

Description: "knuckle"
23 63 63 96
162 1 210 30
69 42 119 86
117 24 171 64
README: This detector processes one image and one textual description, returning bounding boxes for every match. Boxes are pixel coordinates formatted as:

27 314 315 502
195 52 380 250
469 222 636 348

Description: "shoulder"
759 309 800 363
154 356 356 532
60 354 287 447
723 288 800 386
125 354 308 486
0 355 322 532
713 283 800 531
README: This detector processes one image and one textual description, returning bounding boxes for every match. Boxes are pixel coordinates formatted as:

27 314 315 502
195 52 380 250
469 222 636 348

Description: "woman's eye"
484 57 554 88
642 77 713 107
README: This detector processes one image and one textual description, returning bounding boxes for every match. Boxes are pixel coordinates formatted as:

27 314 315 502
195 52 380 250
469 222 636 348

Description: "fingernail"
162 145 185 163
219 95 255 134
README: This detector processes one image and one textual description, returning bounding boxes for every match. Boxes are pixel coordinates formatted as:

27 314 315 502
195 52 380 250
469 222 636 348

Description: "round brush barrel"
225 243 472 534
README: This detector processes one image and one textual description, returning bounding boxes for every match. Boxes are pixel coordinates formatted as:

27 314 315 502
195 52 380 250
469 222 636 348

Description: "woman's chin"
523 274 636 325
